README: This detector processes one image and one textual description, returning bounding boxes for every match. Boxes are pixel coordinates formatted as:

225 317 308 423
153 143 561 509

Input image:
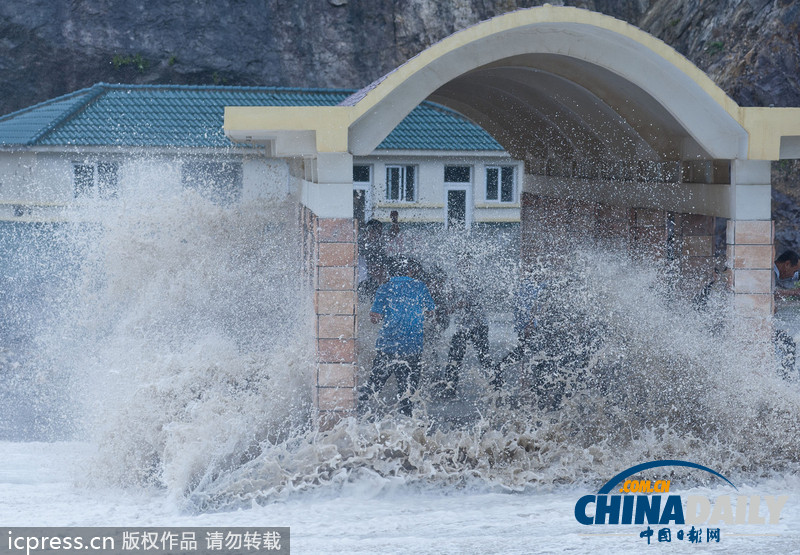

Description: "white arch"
225 5 800 161
344 7 748 159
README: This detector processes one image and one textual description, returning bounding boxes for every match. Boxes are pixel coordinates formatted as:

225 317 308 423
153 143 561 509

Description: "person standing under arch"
358 256 435 416
437 254 498 398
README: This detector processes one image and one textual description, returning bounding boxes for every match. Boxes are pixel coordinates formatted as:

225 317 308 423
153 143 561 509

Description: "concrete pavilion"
224 5 800 423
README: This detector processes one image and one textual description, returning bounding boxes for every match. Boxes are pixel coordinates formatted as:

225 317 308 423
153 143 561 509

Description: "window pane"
444 165 470 183
182 161 243 204
404 166 415 201
97 162 119 199
74 164 94 198
353 165 371 183
500 166 514 202
486 167 499 200
386 167 400 200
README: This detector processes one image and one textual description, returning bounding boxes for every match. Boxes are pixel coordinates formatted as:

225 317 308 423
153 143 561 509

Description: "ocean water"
1 441 799 553
2 174 800 553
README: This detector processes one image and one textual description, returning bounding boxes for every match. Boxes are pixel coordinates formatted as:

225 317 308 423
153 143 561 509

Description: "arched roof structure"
225 5 800 164
224 5 800 417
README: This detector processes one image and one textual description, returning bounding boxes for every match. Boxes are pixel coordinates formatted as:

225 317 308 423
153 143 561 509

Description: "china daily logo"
574 460 788 545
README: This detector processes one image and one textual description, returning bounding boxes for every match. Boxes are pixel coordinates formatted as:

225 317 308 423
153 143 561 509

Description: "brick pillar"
313 215 358 427
728 160 774 317
520 193 599 264
629 208 668 261
727 219 774 315
673 213 716 295
569 199 599 243
594 203 630 250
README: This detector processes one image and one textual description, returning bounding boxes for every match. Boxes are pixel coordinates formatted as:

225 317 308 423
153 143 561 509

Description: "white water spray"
5 162 800 514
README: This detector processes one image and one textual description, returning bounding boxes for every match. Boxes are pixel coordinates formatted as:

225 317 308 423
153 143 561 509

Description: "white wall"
242 158 291 202
0 148 522 225
357 152 522 225
0 152 72 203
0 149 294 221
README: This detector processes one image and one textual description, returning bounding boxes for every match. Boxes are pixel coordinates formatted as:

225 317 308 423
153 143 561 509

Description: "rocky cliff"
2 0 800 244
2 0 799 115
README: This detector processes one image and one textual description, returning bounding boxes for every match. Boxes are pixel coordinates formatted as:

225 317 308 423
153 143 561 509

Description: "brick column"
727 220 774 315
594 203 630 250
629 208 668 260
673 213 716 295
728 160 774 317
313 216 358 427
520 193 599 264
570 199 599 242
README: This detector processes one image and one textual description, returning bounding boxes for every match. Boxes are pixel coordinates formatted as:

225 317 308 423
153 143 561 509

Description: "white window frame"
485 164 516 203
385 164 417 203
353 164 372 221
444 164 472 186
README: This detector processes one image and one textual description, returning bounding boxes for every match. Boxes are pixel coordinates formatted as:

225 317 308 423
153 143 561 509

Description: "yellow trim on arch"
224 5 800 161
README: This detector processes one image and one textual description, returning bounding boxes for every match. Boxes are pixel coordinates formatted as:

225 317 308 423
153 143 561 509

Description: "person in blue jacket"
358 256 435 416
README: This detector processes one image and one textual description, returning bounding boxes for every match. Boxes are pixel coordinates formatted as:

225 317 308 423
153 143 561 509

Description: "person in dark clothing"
385 210 404 256
493 266 604 409
774 250 800 297
358 219 389 299
496 270 546 382
358 256 436 416
774 251 800 378
410 262 451 372
426 264 451 332
436 255 497 398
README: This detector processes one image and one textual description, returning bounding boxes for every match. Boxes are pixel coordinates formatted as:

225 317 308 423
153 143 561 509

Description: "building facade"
0 83 522 229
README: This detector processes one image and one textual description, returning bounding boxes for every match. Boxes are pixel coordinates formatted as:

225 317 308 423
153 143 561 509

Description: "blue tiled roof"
0 83 503 151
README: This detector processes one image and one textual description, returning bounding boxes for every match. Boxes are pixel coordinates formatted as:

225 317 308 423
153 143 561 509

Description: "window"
485 165 515 203
97 163 119 198
73 162 119 199
182 161 243 204
444 165 471 183
353 165 372 223
353 165 371 184
385 165 416 202
73 164 93 198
